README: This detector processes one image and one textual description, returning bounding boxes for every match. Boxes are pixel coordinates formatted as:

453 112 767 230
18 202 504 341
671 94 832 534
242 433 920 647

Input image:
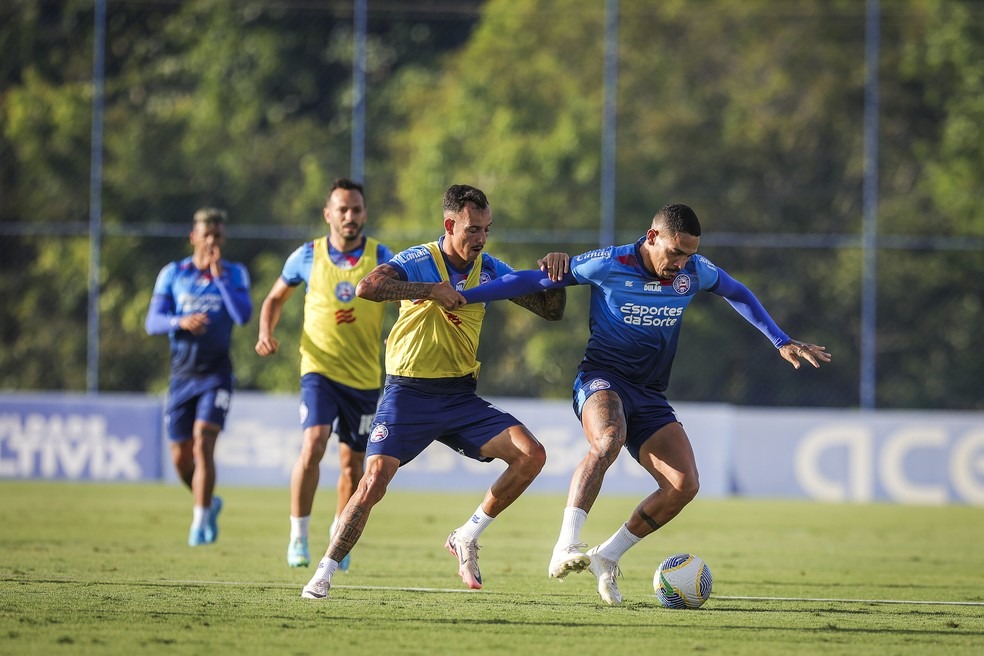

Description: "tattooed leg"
567 391 627 512
324 454 399 561
328 504 370 562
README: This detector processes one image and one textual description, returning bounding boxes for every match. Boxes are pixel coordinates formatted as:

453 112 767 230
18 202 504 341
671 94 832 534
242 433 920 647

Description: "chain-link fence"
2 0 982 410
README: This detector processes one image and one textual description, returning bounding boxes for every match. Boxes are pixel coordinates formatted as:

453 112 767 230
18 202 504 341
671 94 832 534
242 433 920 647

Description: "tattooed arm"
509 250 569 320
509 288 567 321
356 263 465 310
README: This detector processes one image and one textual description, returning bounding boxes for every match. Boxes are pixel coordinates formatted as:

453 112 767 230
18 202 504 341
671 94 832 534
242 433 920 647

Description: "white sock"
309 557 338 584
290 515 310 540
456 506 494 540
595 523 642 561
556 507 588 548
192 505 210 529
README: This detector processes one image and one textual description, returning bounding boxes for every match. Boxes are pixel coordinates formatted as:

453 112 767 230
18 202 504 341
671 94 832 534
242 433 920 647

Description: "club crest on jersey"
335 281 356 302
672 274 692 294
369 423 389 443
588 378 611 391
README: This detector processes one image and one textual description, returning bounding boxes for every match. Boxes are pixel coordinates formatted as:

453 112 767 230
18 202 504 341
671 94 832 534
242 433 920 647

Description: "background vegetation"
2 0 982 409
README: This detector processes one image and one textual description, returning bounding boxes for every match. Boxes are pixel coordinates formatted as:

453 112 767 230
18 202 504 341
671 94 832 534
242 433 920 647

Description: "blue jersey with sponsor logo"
149 256 252 380
281 238 395 286
387 236 514 290
571 237 720 391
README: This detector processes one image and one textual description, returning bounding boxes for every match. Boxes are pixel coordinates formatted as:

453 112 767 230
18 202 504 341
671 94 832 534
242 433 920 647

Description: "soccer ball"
654 553 713 609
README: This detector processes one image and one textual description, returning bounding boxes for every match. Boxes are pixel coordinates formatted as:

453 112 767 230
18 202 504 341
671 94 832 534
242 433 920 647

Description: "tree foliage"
1 0 981 409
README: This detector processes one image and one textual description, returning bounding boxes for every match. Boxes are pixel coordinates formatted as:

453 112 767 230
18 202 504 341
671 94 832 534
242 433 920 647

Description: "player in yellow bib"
256 179 394 571
301 184 569 599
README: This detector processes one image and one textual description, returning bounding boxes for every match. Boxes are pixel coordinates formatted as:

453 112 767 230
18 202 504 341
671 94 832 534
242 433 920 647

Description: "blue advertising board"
3 392 982 505
0 393 162 482
732 408 984 504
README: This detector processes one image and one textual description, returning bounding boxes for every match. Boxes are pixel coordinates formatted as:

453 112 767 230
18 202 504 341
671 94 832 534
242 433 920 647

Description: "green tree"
2 0 981 409
381 0 983 408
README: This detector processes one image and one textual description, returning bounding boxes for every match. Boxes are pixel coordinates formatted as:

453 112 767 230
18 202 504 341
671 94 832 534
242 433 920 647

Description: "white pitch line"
164 579 476 594
0 576 478 594
715 595 984 607
5 577 983 606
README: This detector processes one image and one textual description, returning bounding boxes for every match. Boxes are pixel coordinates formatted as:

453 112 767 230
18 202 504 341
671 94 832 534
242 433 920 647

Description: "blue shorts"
166 385 232 442
572 367 678 461
367 381 521 466
300 372 379 451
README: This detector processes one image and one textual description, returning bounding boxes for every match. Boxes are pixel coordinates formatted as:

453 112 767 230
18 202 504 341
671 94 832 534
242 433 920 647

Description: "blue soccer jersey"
570 238 720 391
281 238 395 286
146 256 252 381
461 237 790 393
387 236 515 289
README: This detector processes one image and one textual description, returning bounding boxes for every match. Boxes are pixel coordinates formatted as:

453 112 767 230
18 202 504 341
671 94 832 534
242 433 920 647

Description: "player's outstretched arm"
357 263 465 310
462 269 575 305
713 268 831 369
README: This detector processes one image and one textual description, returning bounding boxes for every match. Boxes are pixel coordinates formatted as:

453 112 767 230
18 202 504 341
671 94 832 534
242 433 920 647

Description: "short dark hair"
327 178 365 204
193 207 227 227
653 203 701 237
443 184 489 215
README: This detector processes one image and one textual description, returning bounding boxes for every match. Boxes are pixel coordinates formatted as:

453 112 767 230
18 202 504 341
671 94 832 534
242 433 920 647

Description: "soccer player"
461 203 831 604
300 184 566 599
145 207 253 547
255 178 394 571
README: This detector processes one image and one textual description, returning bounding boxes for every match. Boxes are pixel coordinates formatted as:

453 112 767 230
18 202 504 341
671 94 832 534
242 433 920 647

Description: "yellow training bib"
384 241 486 379
299 237 386 390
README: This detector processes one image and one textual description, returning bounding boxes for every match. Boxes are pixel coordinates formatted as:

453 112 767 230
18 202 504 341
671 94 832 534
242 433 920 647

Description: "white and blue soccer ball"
654 553 713 609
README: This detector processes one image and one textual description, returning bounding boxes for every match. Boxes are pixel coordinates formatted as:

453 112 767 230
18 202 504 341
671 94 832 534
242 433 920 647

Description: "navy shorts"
300 372 379 451
166 386 232 441
572 367 678 461
366 382 521 466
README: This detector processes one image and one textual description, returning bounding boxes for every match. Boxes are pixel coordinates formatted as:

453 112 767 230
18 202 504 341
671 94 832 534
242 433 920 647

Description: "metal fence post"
87 0 107 394
861 0 880 409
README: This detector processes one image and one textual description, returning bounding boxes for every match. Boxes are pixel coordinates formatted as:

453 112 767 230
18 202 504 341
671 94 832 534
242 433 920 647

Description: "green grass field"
2 481 982 655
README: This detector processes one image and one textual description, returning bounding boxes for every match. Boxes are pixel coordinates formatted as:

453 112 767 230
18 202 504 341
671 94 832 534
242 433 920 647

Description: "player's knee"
299 445 326 469
300 433 329 467
357 466 393 504
524 441 547 476
676 474 700 504
172 450 193 471
171 441 193 468
593 428 625 458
